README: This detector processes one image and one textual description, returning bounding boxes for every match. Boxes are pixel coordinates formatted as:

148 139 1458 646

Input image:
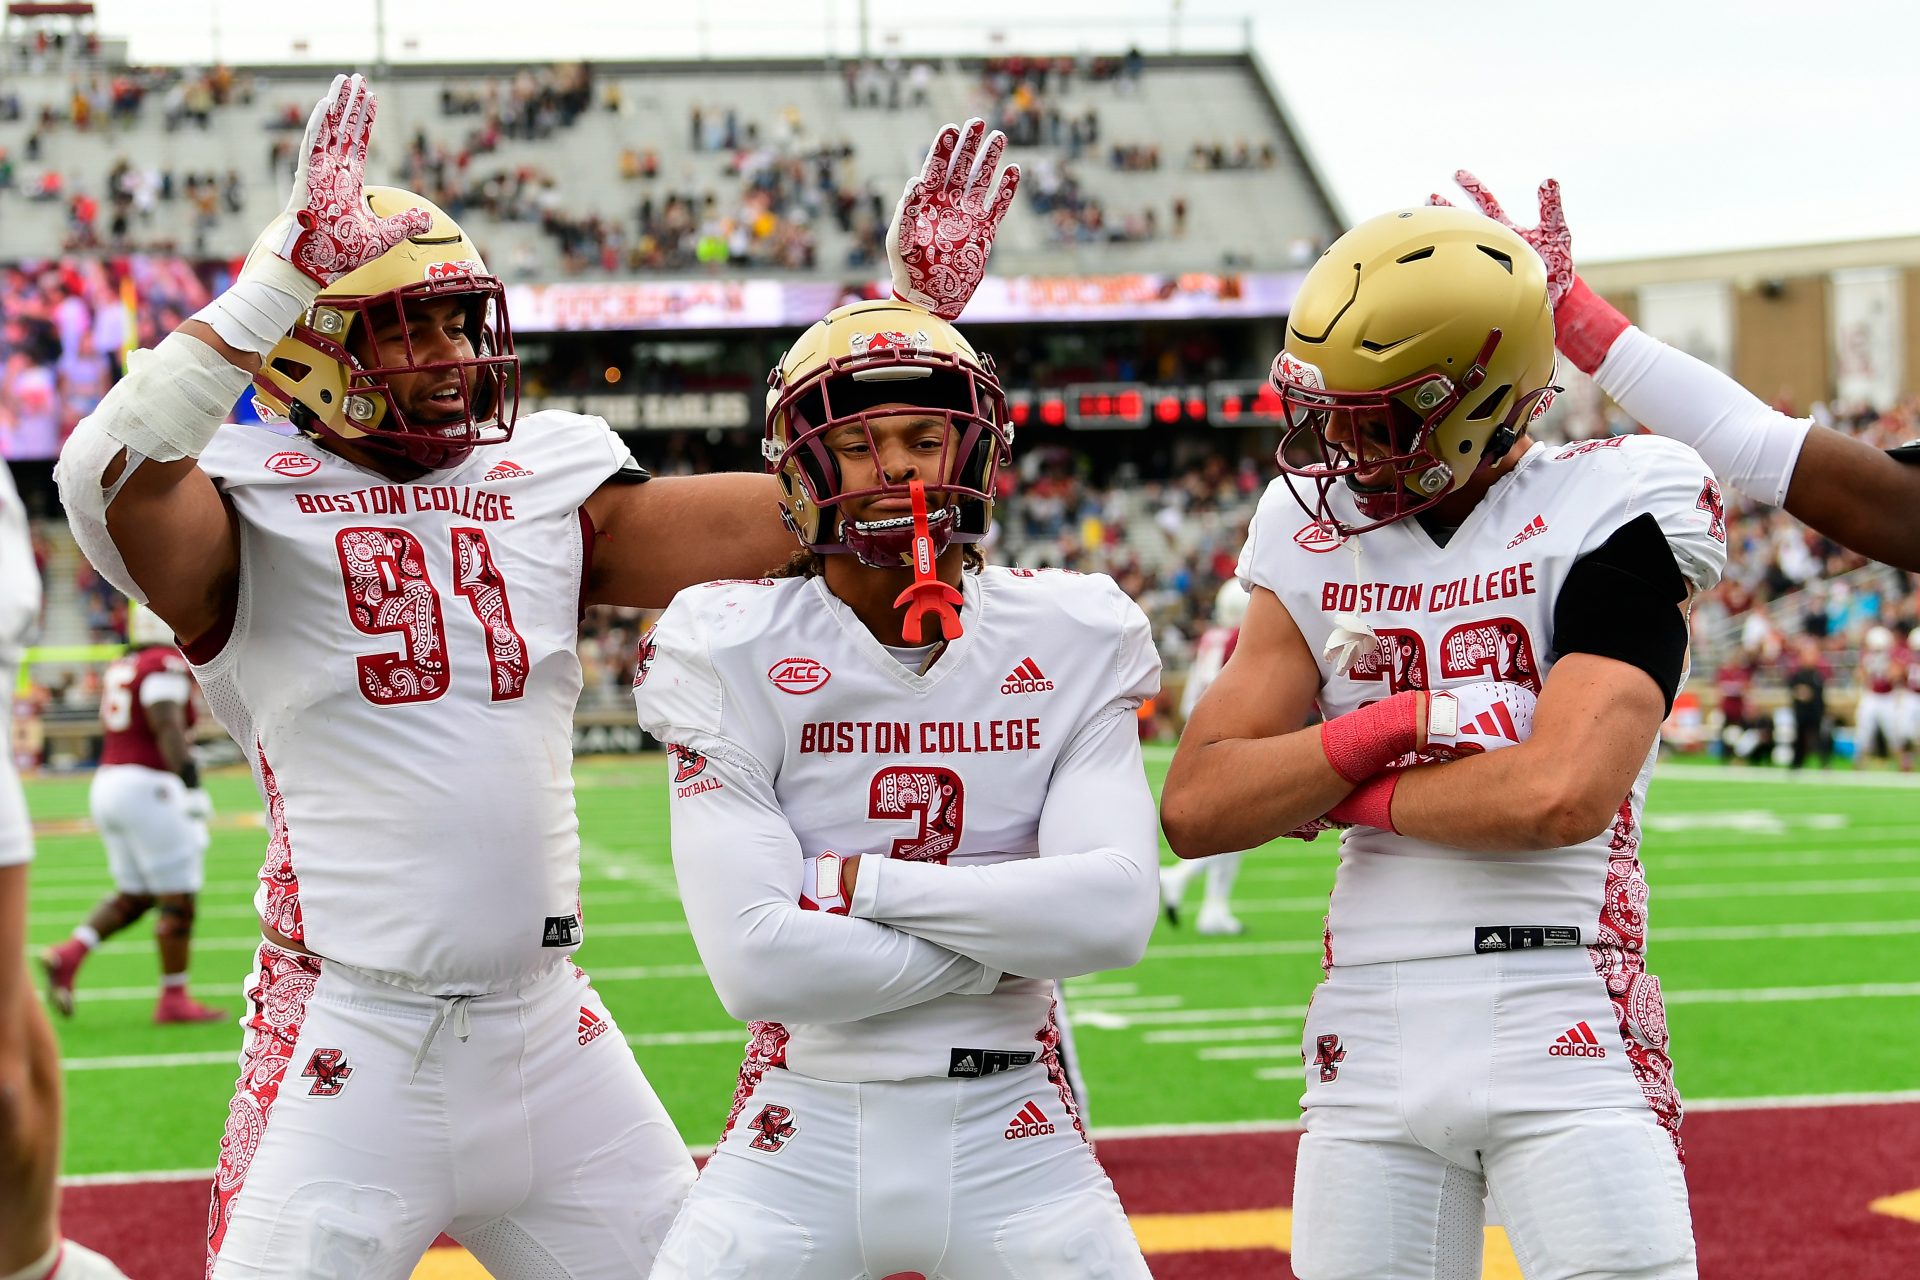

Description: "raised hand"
263 74 428 286
886 118 1021 321
1431 170 1573 309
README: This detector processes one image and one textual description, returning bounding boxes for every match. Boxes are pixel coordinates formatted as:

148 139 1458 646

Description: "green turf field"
21 751 1920 1177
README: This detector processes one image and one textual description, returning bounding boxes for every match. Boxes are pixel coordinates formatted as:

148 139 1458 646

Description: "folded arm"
1382 652 1662 852
1159 585 1360 858
666 736 1000 1025
850 700 1159 978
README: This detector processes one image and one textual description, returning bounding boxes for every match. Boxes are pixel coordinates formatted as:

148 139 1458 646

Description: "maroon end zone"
58 1102 1920 1278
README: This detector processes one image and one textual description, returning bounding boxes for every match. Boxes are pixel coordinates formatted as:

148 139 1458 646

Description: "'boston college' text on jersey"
188 413 631 992
1240 436 1727 968
635 568 1159 1083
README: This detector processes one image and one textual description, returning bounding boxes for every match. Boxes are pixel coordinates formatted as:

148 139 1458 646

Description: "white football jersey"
1239 436 1727 967
190 412 633 992
636 567 1159 1081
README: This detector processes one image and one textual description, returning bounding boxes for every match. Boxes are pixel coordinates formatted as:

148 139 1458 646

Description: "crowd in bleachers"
0 256 210 460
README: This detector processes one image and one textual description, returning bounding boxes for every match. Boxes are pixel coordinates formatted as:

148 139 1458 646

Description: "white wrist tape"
190 253 320 357
1594 326 1811 507
54 332 254 604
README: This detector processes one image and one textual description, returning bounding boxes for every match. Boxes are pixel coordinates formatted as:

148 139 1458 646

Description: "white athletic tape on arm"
54 331 253 603
190 254 320 357
1593 326 1811 507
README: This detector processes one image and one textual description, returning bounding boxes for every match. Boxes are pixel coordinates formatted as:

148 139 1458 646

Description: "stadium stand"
0 53 1337 279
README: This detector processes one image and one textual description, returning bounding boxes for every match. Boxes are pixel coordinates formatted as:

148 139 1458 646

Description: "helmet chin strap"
892 479 965 643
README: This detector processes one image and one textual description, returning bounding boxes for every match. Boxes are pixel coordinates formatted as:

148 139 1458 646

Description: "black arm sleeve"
1551 512 1691 712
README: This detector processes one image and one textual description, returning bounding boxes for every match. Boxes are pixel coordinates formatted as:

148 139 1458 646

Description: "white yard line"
1143 1024 1298 1045
1197 1046 1296 1061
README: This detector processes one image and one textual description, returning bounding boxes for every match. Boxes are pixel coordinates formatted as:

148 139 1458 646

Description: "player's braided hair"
769 545 986 579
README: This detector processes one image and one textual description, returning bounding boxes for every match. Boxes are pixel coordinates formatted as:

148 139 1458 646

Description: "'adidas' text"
1548 1021 1607 1058
1004 1101 1056 1140
578 1007 609 1046
1001 659 1054 695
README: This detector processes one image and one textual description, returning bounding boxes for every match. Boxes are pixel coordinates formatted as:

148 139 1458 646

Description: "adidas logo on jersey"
1548 1021 1608 1058
483 459 534 481
1004 1102 1056 1140
1476 932 1509 951
1506 515 1548 549
577 1007 609 1046
1001 659 1054 695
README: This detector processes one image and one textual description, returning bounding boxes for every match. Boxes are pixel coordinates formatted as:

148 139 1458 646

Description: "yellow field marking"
1128 1206 1291 1252
409 1215 1526 1277
410 1250 489 1279
1870 1186 1920 1222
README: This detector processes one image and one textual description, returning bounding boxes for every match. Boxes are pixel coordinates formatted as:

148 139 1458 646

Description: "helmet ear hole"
1467 384 1513 422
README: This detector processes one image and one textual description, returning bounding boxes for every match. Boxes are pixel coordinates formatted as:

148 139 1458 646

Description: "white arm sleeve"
667 733 1002 1025
1593 326 1812 508
849 699 1160 978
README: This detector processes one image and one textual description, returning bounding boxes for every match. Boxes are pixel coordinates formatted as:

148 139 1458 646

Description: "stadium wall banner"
505 279 793 331
520 392 754 431
1831 267 1904 409
939 270 1305 324
503 272 1306 333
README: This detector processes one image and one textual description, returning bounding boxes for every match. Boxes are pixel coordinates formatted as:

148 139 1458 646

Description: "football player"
52 76 793 1279
1160 578 1251 935
41 604 223 1024
1436 171 1920 573
0 459 131 1280
634 122 1159 1280
1852 625 1911 770
1161 205 1724 1279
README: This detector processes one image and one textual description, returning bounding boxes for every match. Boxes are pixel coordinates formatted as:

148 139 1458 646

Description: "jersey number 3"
336 526 529 705
869 766 966 864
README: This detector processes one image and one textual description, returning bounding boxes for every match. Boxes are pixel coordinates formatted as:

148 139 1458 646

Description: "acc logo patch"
266 451 320 477
768 657 831 694
1293 520 1345 553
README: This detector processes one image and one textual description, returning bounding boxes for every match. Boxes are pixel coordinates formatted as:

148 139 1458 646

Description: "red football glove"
886 118 1021 321
1431 170 1573 309
262 73 429 286
1432 170 1627 373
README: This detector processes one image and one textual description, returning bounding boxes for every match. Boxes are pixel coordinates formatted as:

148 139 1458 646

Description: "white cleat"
1195 907 1245 937
1158 865 1186 928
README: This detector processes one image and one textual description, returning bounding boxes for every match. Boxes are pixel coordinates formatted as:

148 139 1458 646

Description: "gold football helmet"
763 299 1011 568
252 186 517 471
1271 206 1558 534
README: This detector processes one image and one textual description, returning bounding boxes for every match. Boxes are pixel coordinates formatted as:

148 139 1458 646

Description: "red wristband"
1319 692 1422 784
1554 275 1632 376
1327 772 1399 834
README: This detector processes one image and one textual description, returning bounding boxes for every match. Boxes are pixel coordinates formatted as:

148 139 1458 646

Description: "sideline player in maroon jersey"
41 605 224 1024
1163 203 1723 1279
54 75 793 1279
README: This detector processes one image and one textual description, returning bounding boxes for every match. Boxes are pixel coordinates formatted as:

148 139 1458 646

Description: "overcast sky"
87 0 1920 263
